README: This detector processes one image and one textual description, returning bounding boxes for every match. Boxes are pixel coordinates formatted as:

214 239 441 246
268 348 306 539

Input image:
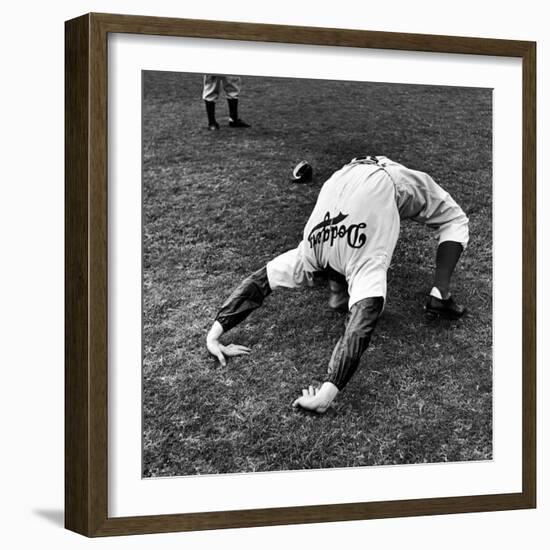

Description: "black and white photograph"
141 71 493 478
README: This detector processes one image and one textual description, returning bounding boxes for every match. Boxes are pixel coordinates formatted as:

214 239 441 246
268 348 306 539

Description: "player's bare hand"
221 343 251 358
206 339 250 366
206 321 250 366
292 382 339 414
292 385 329 414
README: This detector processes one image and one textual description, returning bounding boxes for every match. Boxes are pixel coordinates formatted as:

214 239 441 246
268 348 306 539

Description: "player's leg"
421 173 469 319
425 240 467 320
327 271 349 312
390 165 469 320
328 279 349 311
202 75 221 130
222 76 250 128
433 240 463 298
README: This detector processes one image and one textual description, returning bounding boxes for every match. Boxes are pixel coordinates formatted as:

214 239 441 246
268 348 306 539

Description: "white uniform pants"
202 75 241 102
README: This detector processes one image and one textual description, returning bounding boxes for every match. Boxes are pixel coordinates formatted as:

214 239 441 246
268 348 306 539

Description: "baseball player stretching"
206 156 469 413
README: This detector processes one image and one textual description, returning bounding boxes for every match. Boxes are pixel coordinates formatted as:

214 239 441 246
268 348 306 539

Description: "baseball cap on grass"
291 160 313 183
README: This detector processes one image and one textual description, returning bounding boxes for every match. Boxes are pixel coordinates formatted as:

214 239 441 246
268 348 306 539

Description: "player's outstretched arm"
293 297 384 414
206 266 272 365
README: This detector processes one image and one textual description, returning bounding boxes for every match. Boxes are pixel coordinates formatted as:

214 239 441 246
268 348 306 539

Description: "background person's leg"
204 100 219 130
222 76 250 128
202 75 221 130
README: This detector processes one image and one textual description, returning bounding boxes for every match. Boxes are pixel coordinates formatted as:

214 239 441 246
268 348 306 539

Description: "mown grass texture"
142 72 492 477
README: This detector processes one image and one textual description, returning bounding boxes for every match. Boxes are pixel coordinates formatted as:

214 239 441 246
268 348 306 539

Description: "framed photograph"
65 13 536 537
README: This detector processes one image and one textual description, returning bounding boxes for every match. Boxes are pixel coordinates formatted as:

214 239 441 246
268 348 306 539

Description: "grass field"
142 72 492 477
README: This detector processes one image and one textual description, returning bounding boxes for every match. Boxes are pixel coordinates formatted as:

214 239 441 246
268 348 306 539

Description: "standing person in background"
202 75 251 130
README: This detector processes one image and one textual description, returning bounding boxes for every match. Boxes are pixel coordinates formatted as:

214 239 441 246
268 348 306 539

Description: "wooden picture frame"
65 12 536 537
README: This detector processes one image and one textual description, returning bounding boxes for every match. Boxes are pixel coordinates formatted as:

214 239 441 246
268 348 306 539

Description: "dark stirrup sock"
204 100 217 125
433 241 463 298
227 98 239 121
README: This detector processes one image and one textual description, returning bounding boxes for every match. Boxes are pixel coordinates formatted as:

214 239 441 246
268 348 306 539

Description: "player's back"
302 160 400 284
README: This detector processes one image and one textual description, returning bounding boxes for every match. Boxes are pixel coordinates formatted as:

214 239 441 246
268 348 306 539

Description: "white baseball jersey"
267 156 469 309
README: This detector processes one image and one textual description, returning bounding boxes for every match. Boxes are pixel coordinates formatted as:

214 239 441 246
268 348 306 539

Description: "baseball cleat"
424 295 466 320
228 118 250 128
207 122 220 131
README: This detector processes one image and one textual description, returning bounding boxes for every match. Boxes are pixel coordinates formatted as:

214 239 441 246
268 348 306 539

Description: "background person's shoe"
207 121 220 131
425 294 466 320
228 118 250 128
